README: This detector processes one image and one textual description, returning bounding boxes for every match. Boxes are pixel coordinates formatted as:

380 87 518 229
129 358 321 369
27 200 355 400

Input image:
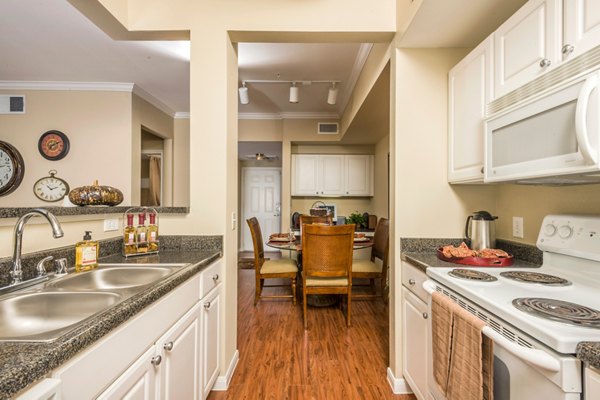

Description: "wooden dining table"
266 234 373 307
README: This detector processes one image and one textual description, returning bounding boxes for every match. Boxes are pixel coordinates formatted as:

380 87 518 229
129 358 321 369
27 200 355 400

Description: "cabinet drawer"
200 259 223 299
401 260 428 304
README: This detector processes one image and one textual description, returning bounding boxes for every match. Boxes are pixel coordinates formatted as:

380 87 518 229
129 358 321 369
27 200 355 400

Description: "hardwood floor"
207 267 416 400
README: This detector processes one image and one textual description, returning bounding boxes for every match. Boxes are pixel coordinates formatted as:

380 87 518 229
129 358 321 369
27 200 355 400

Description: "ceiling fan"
244 153 279 160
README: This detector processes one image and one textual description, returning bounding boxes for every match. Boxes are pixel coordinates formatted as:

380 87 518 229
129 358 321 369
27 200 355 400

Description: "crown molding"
0 81 134 91
238 112 339 120
337 43 373 115
174 112 190 119
132 84 176 117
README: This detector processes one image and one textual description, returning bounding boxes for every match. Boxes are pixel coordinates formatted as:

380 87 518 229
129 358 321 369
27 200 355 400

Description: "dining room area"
219 212 412 399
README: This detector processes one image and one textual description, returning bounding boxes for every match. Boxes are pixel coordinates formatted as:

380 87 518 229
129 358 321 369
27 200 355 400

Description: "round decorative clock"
38 130 70 160
33 170 69 202
0 141 25 197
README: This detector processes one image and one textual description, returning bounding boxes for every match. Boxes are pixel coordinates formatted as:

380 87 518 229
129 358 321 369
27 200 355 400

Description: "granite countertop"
577 343 600 369
0 250 221 399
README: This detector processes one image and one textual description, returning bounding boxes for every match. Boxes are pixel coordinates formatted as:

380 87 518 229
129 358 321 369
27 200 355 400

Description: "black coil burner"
500 271 571 286
448 269 497 282
513 298 600 328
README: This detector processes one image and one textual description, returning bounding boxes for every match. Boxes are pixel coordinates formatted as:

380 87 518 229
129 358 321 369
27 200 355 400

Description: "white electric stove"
425 215 600 400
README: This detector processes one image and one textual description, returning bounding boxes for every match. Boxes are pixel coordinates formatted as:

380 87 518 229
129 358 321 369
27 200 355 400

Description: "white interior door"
242 168 281 251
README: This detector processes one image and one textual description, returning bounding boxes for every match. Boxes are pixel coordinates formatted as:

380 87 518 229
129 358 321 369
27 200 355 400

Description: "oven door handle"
422 280 561 372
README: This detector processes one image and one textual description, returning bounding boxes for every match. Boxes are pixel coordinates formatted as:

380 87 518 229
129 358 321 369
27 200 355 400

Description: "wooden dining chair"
351 218 389 301
246 217 298 306
301 224 355 329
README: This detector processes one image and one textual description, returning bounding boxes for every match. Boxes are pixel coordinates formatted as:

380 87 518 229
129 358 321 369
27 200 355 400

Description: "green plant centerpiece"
347 211 366 229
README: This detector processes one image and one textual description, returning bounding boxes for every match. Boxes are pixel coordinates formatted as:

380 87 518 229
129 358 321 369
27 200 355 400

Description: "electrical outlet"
231 212 237 231
512 216 524 238
104 218 119 232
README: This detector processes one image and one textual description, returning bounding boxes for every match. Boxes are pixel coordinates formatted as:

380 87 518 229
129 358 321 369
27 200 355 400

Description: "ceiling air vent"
318 122 339 135
0 95 25 114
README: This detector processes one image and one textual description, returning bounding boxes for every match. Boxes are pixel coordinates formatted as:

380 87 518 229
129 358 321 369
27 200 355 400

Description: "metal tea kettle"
465 210 497 250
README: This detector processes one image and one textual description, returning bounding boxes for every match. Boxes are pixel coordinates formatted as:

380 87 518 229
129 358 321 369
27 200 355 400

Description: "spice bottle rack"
122 207 159 257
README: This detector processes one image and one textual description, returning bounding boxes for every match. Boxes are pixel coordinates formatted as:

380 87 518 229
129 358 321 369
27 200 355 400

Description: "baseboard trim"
212 350 240 391
387 367 413 394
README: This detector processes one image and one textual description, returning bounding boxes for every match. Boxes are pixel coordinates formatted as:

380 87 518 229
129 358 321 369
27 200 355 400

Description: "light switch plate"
231 212 237 231
104 218 119 232
512 216 524 238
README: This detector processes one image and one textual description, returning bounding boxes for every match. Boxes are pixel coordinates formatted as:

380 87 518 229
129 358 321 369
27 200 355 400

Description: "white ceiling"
0 0 190 114
237 43 369 118
0 0 529 125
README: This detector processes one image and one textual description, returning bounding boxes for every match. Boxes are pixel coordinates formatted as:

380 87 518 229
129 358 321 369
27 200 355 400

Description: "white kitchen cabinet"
97 346 158 400
318 155 345 196
448 35 493 183
291 154 320 196
402 287 429 400
291 154 374 197
585 366 600 400
344 155 373 195
157 303 202 400
201 289 221 399
564 0 600 60
494 0 561 98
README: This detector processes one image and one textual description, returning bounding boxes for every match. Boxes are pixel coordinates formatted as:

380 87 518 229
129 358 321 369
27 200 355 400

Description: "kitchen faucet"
10 208 64 285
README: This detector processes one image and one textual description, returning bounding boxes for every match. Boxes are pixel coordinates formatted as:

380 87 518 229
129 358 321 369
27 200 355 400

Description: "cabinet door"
564 0 600 60
585 366 600 400
97 346 158 400
448 35 493 183
291 155 320 196
402 287 429 400
318 155 345 196
344 155 373 196
494 0 561 98
201 290 221 399
157 303 201 400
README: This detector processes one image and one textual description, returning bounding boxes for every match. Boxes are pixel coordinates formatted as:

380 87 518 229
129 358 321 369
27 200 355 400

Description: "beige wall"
493 184 600 244
0 89 133 207
372 134 390 219
173 118 190 206
389 48 497 376
238 119 283 141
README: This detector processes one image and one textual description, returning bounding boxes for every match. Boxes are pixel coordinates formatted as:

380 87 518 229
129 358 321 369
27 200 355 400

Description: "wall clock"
0 141 25 197
33 170 69 202
38 130 70 160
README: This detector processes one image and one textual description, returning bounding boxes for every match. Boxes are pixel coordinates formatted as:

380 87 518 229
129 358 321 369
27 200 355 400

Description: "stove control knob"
558 225 573 239
544 224 557 237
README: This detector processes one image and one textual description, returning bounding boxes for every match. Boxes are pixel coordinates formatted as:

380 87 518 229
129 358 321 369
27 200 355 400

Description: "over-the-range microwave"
485 68 600 185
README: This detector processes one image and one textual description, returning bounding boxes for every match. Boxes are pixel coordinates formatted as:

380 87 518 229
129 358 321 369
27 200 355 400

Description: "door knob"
539 58 552 68
212 274 219 282
422 312 429 319
204 302 212 309
408 279 416 286
164 342 174 351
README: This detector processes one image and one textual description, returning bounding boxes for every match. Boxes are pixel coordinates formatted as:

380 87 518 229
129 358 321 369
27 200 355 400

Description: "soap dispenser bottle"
75 230 99 272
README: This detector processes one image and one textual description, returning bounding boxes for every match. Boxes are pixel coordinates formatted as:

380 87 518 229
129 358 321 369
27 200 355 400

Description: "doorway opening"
141 130 164 207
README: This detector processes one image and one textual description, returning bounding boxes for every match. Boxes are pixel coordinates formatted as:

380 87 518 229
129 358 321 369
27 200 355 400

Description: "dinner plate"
270 236 294 242
353 237 370 242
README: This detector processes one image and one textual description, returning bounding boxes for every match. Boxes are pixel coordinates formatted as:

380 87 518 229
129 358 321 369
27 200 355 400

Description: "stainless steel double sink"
0 264 186 342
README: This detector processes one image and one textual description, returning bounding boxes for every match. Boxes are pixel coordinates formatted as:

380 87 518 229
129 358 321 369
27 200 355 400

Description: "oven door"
485 70 600 183
423 281 582 400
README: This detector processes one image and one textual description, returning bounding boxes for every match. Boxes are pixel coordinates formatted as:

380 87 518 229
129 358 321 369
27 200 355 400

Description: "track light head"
327 82 338 105
289 82 299 103
238 82 249 105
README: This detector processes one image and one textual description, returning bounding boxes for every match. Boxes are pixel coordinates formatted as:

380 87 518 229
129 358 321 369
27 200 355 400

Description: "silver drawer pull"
164 341 174 351
212 274 219 282
422 312 428 319
408 279 416 286
204 302 211 309
539 58 551 68
151 355 162 366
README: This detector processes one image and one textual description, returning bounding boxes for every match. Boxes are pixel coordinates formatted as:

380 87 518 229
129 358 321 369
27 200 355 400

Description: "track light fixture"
289 82 299 104
238 79 341 105
238 82 249 105
327 82 338 105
